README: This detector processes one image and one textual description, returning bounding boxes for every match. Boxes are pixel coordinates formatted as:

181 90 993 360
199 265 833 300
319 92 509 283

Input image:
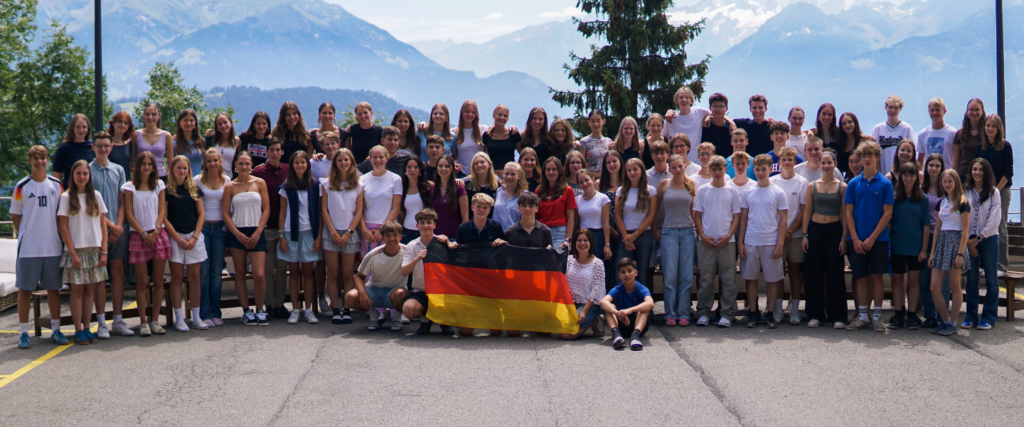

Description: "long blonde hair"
328 148 360 191
502 161 528 197
66 160 101 216
613 117 642 154
667 155 696 197
617 158 651 214
200 148 225 186
455 100 483 146
937 169 966 212
167 156 201 200
466 152 499 192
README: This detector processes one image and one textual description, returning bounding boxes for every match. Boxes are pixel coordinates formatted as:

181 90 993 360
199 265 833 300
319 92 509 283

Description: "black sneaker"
746 312 758 328
766 312 777 329
243 311 258 326
887 311 906 330
416 319 433 335
920 318 940 329
256 310 269 326
757 312 768 326
331 308 343 325
439 324 455 335
906 312 922 330
340 308 353 324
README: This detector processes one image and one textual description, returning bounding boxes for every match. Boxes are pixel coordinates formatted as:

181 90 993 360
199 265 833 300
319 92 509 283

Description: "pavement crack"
268 335 329 426
947 335 1024 375
530 335 560 427
661 327 748 427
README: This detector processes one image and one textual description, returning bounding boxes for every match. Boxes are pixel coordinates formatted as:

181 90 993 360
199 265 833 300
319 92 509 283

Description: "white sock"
305 309 313 316
858 306 868 322
20 323 29 334
51 319 60 332
97 314 106 325
873 307 882 321
173 308 184 324
113 314 123 323
790 299 799 312
191 308 201 322
775 299 783 313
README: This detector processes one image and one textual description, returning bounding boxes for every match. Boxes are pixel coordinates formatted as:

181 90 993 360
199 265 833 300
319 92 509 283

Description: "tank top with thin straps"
231 191 263 228
812 182 842 217
137 132 168 177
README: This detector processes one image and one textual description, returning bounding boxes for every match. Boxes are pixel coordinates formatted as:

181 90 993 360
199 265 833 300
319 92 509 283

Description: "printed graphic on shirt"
247 143 268 160
923 136 945 156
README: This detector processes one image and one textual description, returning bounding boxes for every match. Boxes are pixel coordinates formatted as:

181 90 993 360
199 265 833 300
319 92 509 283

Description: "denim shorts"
367 286 400 309
278 230 322 263
576 302 601 329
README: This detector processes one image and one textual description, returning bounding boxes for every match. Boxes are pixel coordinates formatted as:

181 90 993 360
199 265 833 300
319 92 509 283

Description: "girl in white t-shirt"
279 151 322 325
321 148 364 324
123 151 170 336
359 145 402 256
401 157 431 243
58 160 109 345
787 107 809 159
451 100 488 175
615 158 658 288
203 112 241 179
928 169 971 336
310 130 341 182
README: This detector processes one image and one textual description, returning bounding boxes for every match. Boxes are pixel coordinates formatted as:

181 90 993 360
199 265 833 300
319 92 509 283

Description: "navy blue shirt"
701 121 733 158
767 151 804 177
844 172 895 242
735 119 773 157
978 141 1013 188
608 282 651 310
53 140 95 188
456 218 505 244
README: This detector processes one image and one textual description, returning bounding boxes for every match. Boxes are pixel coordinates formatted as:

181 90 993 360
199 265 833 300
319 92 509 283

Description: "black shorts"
227 227 268 252
848 240 889 279
618 312 650 338
890 253 925 274
405 291 428 314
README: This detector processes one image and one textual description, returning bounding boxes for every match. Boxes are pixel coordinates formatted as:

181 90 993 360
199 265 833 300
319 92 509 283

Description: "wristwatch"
346 229 354 235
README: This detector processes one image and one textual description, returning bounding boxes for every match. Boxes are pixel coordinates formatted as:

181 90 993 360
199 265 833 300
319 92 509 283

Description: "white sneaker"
193 319 208 330
833 321 846 329
401 314 410 324
111 321 134 336
96 324 111 340
368 309 381 331
175 321 189 332
305 310 318 324
716 318 732 328
201 319 215 328
807 319 820 328
789 312 801 325
287 310 301 325
696 316 710 327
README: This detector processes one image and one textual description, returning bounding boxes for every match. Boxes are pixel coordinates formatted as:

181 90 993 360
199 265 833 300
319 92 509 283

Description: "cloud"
484 13 502 20
540 7 577 18
850 58 874 69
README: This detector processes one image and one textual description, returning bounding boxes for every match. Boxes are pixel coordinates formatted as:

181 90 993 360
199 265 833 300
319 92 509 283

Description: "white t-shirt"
684 163 701 177
770 174 808 238
938 197 970 232
787 134 808 159
693 184 741 242
278 188 311 232
310 157 332 181
194 176 225 222
741 183 789 246
322 179 362 231
359 171 402 224
455 127 486 172
727 178 757 195
576 192 610 230
402 192 424 230
917 124 958 167
216 145 235 178
122 180 166 231
871 121 915 174
10 176 64 258
616 185 657 230
689 172 713 191
794 162 844 182
662 107 711 163
403 237 428 292
359 243 408 288
57 191 109 250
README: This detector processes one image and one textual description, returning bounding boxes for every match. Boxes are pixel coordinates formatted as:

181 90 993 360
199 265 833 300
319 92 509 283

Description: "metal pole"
94 0 103 130
996 0 1005 129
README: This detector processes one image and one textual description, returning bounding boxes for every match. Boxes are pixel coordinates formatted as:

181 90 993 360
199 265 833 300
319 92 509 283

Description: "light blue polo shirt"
844 171 894 241
90 160 126 225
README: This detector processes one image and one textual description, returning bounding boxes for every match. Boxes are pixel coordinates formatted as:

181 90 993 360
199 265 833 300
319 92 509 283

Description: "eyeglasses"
698 152 713 157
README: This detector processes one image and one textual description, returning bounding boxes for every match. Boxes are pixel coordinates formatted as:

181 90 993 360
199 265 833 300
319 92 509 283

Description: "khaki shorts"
783 238 805 263
740 244 785 282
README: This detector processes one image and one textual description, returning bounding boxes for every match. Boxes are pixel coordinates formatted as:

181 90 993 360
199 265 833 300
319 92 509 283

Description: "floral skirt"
60 247 109 285
931 230 970 271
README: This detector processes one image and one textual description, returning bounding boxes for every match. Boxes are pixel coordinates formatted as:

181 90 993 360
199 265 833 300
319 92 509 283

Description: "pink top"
137 132 168 177
566 255 605 304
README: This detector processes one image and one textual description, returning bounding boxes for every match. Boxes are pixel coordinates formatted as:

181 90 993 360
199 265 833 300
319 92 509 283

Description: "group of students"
10 90 1013 350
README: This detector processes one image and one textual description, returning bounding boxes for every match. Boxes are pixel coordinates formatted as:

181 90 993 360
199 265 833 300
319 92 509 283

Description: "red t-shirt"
536 187 577 227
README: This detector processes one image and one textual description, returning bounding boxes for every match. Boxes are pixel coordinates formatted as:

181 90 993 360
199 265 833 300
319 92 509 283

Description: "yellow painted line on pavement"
0 301 138 390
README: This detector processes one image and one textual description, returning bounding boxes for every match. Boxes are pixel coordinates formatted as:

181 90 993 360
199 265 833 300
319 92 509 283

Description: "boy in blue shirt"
767 122 803 177
844 142 894 332
600 258 654 350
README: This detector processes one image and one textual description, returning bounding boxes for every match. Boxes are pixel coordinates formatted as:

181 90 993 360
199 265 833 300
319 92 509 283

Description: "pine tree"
551 0 710 131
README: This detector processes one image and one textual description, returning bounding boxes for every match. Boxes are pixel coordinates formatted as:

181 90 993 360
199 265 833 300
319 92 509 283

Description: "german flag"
424 240 579 334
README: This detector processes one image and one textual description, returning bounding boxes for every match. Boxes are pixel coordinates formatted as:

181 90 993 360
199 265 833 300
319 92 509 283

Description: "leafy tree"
0 19 111 184
336 104 390 129
551 0 710 132
133 61 234 134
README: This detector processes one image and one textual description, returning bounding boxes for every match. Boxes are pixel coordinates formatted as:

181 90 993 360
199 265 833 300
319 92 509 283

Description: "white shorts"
740 244 784 282
170 232 209 265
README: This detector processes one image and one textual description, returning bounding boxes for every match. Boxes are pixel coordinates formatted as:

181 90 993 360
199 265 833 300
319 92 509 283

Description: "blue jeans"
920 234 950 322
199 221 226 319
551 225 567 249
616 229 654 287
660 227 696 320
966 235 999 324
